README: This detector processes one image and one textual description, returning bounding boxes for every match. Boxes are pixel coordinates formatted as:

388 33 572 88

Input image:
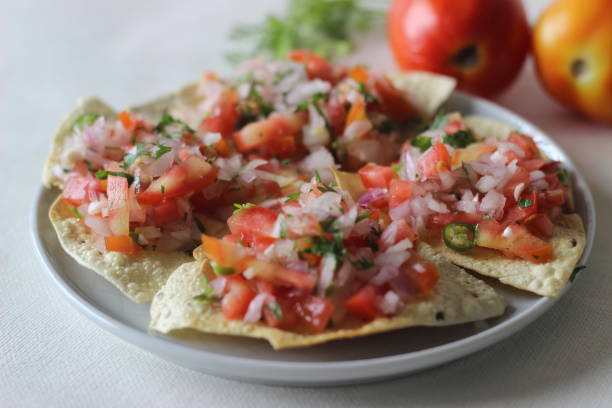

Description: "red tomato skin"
417 142 451 178
405 260 439 295
509 132 540 160
62 176 99 206
524 213 554 239
200 91 238 137
345 285 380 320
153 199 182 226
288 49 335 83
222 277 256 320
358 164 398 189
227 206 278 245
373 76 418 122
388 179 413 209
388 0 530 97
295 296 335 332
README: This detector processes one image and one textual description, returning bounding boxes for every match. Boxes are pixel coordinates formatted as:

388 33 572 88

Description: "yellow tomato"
533 0 612 124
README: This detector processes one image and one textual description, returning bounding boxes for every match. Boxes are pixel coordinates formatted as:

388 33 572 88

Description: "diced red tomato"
476 219 552 263
241 257 317 292
326 97 348 136
252 236 276 253
509 132 539 160
117 111 134 130
520 158 546 172
502 167 530 200
358 164 397 189
417 142 451 178
62 176 99 206
152 199 182 226
288 49 335 83
200 91 238 137
345 97 368 131
373 76 418 122
107 175 130 236
348 65 369 83
501 191 538 227
137 155 217 205
524 213 554 239
539 189 565 209
404 260 439 295
345 285 380 320
104 235 138 254
227 206 278 244
234 113 304 154
379 219 416 251
388 179 412 209
201 235 247 268
221 276 256 320
262 299 301 330
295 296 335 332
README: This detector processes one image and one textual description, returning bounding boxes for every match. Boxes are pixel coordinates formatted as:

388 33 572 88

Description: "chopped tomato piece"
241 257 317 292
107 175 130 236
509 132 539 160
222 276 256 320
201 235 247 268
524 213 554 239
502 167 530 199
104 235 138 254
117 111 134 130
252 236 276 253
373 76 418 122
345 285 379 320
234 113 304 154
227 206 278 244
539 189 565 208
358 164 397 189
379 219 416 251
345 97 367 130
476 219 552 263
288 49 334 83
62 176 99 206
417 142 451 178
152 199 182 226
520 158 546 172
295 296 335 332
200 90 238 137
137 155 217 205
388 179 412 209
502 191 538 227
349 65 369 83
326 98 348 136
405 260 439 295
263 299 301 330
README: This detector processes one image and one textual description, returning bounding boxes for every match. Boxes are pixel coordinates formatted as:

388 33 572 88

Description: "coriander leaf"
304 235 346 263
443 130 475 149
267 302 284 321
391 162 404 176
94 170 134 185
411 135 432 153
193 276 221 302
350 257 374 270
518 197 533 208
155 113 194 133
232 202 256 215
154 144 172 159
557 169 571 186
69 206 82 219
121 142 147 170
73 113 100 131
285 191 300 203
355 211 371 222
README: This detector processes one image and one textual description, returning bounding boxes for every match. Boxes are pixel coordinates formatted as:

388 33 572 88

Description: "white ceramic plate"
31 91 595 386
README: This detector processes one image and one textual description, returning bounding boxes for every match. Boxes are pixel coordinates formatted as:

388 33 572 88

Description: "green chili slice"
442 222 476 252
211 261 235 276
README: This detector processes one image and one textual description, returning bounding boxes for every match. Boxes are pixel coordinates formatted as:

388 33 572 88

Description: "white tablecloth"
2 0 612 406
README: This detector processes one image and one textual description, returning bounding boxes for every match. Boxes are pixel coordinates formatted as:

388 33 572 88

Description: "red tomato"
379 219 416 251
388 179 413 209
373 76 418 122
152 199 182 226
405 260 439 295
104 235 139 254
288 49 335 83
62 176 99 206
201 235 247 268
227 206 278 244
345 285 380 320
222 276 256 320
539 189 566 209
117 111 134 131
388 0 530 97
501 191 538 227
241 257 317 292
234 113 304 154
417 142 451 178
524 213 554 239
295 296 335 332
200 91 238 137
107 175 130 236
326 98 348 137
137 155 217 205
252 236 276 253
262 299 301 329
502 167 530 200
477 219 553 263
358 164 397 189
509 132 540 160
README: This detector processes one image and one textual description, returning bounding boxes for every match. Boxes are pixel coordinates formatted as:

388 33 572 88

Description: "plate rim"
31 90 596 385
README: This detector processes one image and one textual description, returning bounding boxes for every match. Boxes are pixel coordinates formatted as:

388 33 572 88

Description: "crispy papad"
391 71 457 120
431 115 587 297
149 249 506 350
49 197 193 302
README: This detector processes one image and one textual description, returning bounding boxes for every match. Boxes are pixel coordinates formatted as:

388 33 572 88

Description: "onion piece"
243 293 272 323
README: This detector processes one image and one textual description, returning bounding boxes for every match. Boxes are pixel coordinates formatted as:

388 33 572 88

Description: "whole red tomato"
388 0 530 97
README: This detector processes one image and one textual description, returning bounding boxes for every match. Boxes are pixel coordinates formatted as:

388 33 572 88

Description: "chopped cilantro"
357 82 377 103
232 202 256 215
410 135 432 153
267 302 284 321
285 191 300 203
121 142 147 170
313 170 337 192
279 158 293 165
69 206 82 219
304 235 346 263
73 113 100 131
160 185 166 194
519 197 533 208
350 257 374 270
557 169 571 186
155 113 194 133
153 144 172 159
443 130 475 148
193 276 221 302
211 261 235 276
206 156 217 164
319 217 338 233
355 211 371 222
391 162 404 177
94 170 134 185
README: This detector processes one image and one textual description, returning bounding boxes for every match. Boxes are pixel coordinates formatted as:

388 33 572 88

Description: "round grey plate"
31 92 595 386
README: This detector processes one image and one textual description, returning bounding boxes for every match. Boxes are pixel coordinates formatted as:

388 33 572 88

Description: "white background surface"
2 0 612 406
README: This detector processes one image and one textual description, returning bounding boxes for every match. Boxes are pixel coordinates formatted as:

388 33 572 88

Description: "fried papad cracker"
49 197 192 302
149 250 506 350
391 71 457 120
427 214 585 298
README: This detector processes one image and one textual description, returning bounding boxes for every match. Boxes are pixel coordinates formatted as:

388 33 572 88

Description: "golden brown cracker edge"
149 249 506 350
